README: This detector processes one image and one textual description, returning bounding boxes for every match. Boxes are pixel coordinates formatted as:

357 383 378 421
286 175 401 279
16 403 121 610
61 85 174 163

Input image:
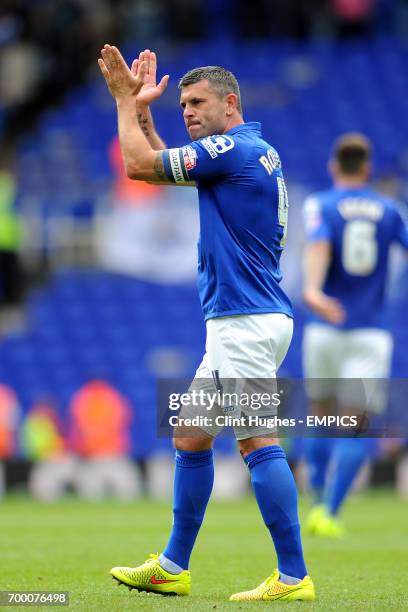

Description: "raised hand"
98 44 147 99
131 49 169 107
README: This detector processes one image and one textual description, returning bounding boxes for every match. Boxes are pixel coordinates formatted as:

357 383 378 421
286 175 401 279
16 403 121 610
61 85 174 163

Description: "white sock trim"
278 571 302 585
158 553 185 574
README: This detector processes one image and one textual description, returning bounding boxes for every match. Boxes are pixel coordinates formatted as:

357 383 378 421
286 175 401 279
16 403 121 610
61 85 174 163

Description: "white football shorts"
181 312 293 440
303 323 393 414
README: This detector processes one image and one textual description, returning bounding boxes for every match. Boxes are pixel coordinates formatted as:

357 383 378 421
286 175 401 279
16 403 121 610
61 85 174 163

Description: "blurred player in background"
302 133 408 537
98 45 315 601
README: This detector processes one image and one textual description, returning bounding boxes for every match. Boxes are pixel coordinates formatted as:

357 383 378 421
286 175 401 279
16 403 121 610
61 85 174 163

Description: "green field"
1 491 408 611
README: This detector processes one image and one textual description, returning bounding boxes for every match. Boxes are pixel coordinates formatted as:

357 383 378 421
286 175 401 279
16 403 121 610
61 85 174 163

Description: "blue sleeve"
162 134 242 183
302 196 332 242
393 206 408 250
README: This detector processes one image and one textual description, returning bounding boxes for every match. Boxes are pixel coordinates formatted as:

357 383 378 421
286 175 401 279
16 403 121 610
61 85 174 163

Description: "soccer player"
302 133 408 537
98 45 315 601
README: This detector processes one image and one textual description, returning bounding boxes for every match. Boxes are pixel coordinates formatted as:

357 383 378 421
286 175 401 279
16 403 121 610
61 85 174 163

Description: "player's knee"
238 436 279 459
173 438 213 452
173 427 213 452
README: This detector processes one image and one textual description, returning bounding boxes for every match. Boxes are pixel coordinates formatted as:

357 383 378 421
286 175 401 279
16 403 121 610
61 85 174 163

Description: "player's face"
180 80 228 140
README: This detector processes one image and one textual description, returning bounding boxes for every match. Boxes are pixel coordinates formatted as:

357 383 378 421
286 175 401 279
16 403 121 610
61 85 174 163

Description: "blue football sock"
327 438 370 516
245 445 307 580
162 449 214 570
304 437 333 504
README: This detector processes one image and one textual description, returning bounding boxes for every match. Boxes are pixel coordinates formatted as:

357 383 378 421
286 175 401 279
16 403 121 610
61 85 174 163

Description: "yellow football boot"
314 513 345 538
305 505 345 538
304 504 327 534
229 569 315 601
110 553 191 596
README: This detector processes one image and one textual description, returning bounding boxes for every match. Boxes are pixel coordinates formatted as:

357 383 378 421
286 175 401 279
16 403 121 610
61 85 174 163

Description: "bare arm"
132 50 195 185
116 96 164 181
99 46 195 186
137 105 166 150
99 45 169 182
118 97 195 185
131 50 167 150
119 98 195 184
303 241 331 296
303 240 345 324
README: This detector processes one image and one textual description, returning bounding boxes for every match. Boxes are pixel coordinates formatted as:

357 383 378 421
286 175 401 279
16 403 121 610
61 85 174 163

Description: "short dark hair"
333 132 372 175
178 66 242 114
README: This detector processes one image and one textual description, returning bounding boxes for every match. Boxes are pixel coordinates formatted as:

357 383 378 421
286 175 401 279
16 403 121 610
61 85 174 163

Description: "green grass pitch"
1 490 407 610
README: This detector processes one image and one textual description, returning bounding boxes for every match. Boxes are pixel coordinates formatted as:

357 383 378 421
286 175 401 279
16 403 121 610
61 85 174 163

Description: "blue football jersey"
303 186 408 329
162 122 292 321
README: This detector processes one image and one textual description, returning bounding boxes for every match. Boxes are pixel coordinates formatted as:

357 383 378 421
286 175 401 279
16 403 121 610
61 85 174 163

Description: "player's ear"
225 93 238 115
328 159 337 180
365 160 372 179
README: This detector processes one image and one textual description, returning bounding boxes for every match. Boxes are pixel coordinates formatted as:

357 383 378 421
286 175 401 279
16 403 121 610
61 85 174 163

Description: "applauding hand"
98 44 147 100
131 49 169 107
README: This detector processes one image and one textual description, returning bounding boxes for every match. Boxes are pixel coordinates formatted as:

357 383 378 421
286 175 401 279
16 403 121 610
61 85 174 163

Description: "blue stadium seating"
0 271 207 457
15 39 408 213
4 39 408 456
0 267 406 456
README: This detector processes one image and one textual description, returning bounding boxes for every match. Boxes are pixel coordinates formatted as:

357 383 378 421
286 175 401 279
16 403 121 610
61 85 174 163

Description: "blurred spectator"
0 41 41 109
236 0 326 39
95 136 198 282
396 445 408 498
1 0 408 151
0 384 20 497
21 400 77 502
0 384 20 458
166 0 205 40
21 403 65 460
0 151 23 306
330 0 376 36
120 0 169 43
69 379 142 500
108 136 164 208
0 0 118 144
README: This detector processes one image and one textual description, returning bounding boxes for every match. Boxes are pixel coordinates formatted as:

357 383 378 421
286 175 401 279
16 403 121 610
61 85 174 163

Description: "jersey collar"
225 122 261 136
